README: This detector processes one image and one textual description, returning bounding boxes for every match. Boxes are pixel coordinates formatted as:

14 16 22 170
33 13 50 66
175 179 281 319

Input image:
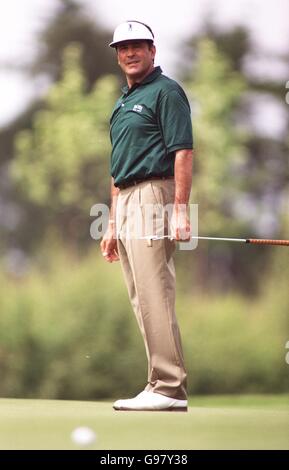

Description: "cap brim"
109 39 153 48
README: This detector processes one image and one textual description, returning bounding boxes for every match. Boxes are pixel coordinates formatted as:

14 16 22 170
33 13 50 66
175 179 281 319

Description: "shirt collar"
121 66 162 94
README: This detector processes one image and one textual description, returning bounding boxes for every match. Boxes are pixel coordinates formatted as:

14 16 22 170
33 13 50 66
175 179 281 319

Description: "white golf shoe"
113 390 187 412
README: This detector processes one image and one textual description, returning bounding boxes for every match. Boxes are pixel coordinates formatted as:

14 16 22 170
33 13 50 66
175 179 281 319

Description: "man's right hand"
100 224 119 263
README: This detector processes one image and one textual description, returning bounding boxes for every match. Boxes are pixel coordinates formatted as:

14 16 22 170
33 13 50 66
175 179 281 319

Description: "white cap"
109 21 154 48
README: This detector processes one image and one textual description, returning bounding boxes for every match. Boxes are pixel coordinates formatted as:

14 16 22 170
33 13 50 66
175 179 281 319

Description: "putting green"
0 395 288 449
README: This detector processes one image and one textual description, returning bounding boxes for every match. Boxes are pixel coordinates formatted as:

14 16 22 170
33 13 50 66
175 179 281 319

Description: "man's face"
116 40 156 80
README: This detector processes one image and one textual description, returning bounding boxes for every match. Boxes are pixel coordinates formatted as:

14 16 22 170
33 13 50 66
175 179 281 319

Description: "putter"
141 235 289 246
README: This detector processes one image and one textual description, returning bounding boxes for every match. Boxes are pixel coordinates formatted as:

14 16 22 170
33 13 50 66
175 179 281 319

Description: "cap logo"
128 23 132 31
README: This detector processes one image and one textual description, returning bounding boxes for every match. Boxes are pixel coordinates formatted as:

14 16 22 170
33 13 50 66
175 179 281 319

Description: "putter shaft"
141 235 289 246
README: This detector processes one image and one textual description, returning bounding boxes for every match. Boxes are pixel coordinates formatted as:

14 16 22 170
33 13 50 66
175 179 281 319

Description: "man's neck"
127 65 155 89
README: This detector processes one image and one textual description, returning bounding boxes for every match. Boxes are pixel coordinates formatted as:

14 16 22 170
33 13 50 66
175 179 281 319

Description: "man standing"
101 21 193 411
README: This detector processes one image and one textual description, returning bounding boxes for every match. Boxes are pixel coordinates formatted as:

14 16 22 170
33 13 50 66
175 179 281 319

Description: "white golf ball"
71 426 96 446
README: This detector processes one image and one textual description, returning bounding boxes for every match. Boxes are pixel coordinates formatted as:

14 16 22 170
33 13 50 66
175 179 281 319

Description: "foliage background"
0 0 288 398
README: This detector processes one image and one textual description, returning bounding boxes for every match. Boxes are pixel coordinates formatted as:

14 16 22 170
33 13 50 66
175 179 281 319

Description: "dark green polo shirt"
110 66 193 187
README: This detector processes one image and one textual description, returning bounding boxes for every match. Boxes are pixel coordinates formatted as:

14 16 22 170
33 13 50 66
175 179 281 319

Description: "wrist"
173 202 189 212
107 219 117 235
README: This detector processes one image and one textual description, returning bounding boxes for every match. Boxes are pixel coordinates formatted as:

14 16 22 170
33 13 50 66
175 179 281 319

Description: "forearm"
100 178 120 262
174 149 193 205
109 177 120 223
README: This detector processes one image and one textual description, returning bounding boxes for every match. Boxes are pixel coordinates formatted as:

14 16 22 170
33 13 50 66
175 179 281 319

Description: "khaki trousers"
116 179 187 400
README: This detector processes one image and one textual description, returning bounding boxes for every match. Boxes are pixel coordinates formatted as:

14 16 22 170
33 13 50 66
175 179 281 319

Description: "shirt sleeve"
158 88 193 154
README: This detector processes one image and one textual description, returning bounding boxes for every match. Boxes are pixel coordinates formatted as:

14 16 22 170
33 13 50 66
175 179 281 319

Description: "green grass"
0 395 288 450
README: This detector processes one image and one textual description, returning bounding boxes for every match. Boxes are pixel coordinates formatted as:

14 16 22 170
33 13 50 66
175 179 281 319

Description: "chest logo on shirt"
133 104 143 113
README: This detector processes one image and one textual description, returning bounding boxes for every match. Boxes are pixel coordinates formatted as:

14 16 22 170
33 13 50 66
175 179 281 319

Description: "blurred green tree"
29 0 119 88
187 39 247 233
179 34 289 294
181 39 249 290
0 0 119 254
11 45 118 247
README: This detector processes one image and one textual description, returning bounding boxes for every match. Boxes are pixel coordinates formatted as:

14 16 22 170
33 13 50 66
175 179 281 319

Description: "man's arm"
100 177 120 262
171 149 193 240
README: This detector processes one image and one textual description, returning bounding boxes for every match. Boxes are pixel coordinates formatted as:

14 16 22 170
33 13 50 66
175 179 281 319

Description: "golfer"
101 20 193 411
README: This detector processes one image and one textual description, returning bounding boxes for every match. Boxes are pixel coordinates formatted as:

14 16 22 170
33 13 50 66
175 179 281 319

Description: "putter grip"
248 239 289 246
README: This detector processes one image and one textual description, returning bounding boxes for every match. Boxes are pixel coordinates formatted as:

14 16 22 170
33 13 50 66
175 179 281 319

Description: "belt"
117 176 174 190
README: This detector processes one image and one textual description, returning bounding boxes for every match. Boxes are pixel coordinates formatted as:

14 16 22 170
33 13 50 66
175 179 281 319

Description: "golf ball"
71 426 96 446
